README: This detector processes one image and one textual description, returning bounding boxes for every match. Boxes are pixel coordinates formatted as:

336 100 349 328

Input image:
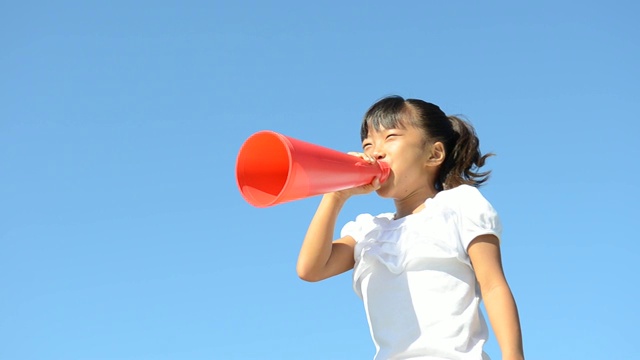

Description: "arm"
296 193 356 282
468 234 524 360
297 170 381 282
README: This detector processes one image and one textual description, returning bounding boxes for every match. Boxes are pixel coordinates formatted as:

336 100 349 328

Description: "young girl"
296 96 524 360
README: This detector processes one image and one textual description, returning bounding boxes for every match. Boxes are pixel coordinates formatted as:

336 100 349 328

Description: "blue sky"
1 1 638 359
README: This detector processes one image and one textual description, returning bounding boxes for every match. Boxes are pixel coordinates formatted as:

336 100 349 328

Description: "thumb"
371 177 381 190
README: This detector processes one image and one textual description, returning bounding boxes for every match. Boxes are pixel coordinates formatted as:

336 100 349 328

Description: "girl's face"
362 121 438 199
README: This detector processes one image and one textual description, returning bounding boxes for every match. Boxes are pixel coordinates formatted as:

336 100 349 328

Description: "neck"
393 186 439 219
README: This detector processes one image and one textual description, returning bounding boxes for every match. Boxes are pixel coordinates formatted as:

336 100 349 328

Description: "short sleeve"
454 185 503 250
340 213 377 243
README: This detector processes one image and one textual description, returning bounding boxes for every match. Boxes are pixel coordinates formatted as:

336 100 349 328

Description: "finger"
358 153 374 163
347 152 375 163
371 177 381 189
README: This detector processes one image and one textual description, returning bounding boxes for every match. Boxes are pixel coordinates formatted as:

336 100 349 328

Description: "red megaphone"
235 130 390 208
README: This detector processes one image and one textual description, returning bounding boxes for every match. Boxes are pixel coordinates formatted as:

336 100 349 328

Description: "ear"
426 142 445 167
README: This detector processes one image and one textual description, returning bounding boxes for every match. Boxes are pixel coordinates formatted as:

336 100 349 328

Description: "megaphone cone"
235 130 390 208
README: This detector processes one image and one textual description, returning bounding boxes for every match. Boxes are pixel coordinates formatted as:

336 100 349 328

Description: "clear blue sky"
1 1 638 359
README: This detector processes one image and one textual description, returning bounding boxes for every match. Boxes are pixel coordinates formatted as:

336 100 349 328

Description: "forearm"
296 193 348 281
482 284 524 360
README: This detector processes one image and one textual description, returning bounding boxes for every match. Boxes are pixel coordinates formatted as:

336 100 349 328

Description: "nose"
372 147 385 160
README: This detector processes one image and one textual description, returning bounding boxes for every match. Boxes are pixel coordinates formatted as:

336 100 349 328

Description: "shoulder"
438 184 492 208
440 185 503 244
443 184 484 197
340 212 393 242
439 185 501 226
353 211 395 225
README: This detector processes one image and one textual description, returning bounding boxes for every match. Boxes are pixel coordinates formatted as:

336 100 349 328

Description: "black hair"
360 95 493 190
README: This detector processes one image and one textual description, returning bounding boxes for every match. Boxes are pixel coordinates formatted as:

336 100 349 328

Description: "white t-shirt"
340 185 502 360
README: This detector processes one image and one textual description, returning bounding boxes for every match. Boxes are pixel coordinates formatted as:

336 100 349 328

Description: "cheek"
390 157 428 180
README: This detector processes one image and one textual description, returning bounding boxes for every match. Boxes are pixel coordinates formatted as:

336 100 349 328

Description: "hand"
326 152 382 201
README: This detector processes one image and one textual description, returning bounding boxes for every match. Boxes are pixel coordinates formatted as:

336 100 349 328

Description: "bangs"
360 96 415 141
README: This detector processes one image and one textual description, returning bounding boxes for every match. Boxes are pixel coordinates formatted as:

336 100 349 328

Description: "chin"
375 186 393 198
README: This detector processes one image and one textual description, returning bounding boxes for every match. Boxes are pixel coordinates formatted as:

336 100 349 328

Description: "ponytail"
439 115 493 190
